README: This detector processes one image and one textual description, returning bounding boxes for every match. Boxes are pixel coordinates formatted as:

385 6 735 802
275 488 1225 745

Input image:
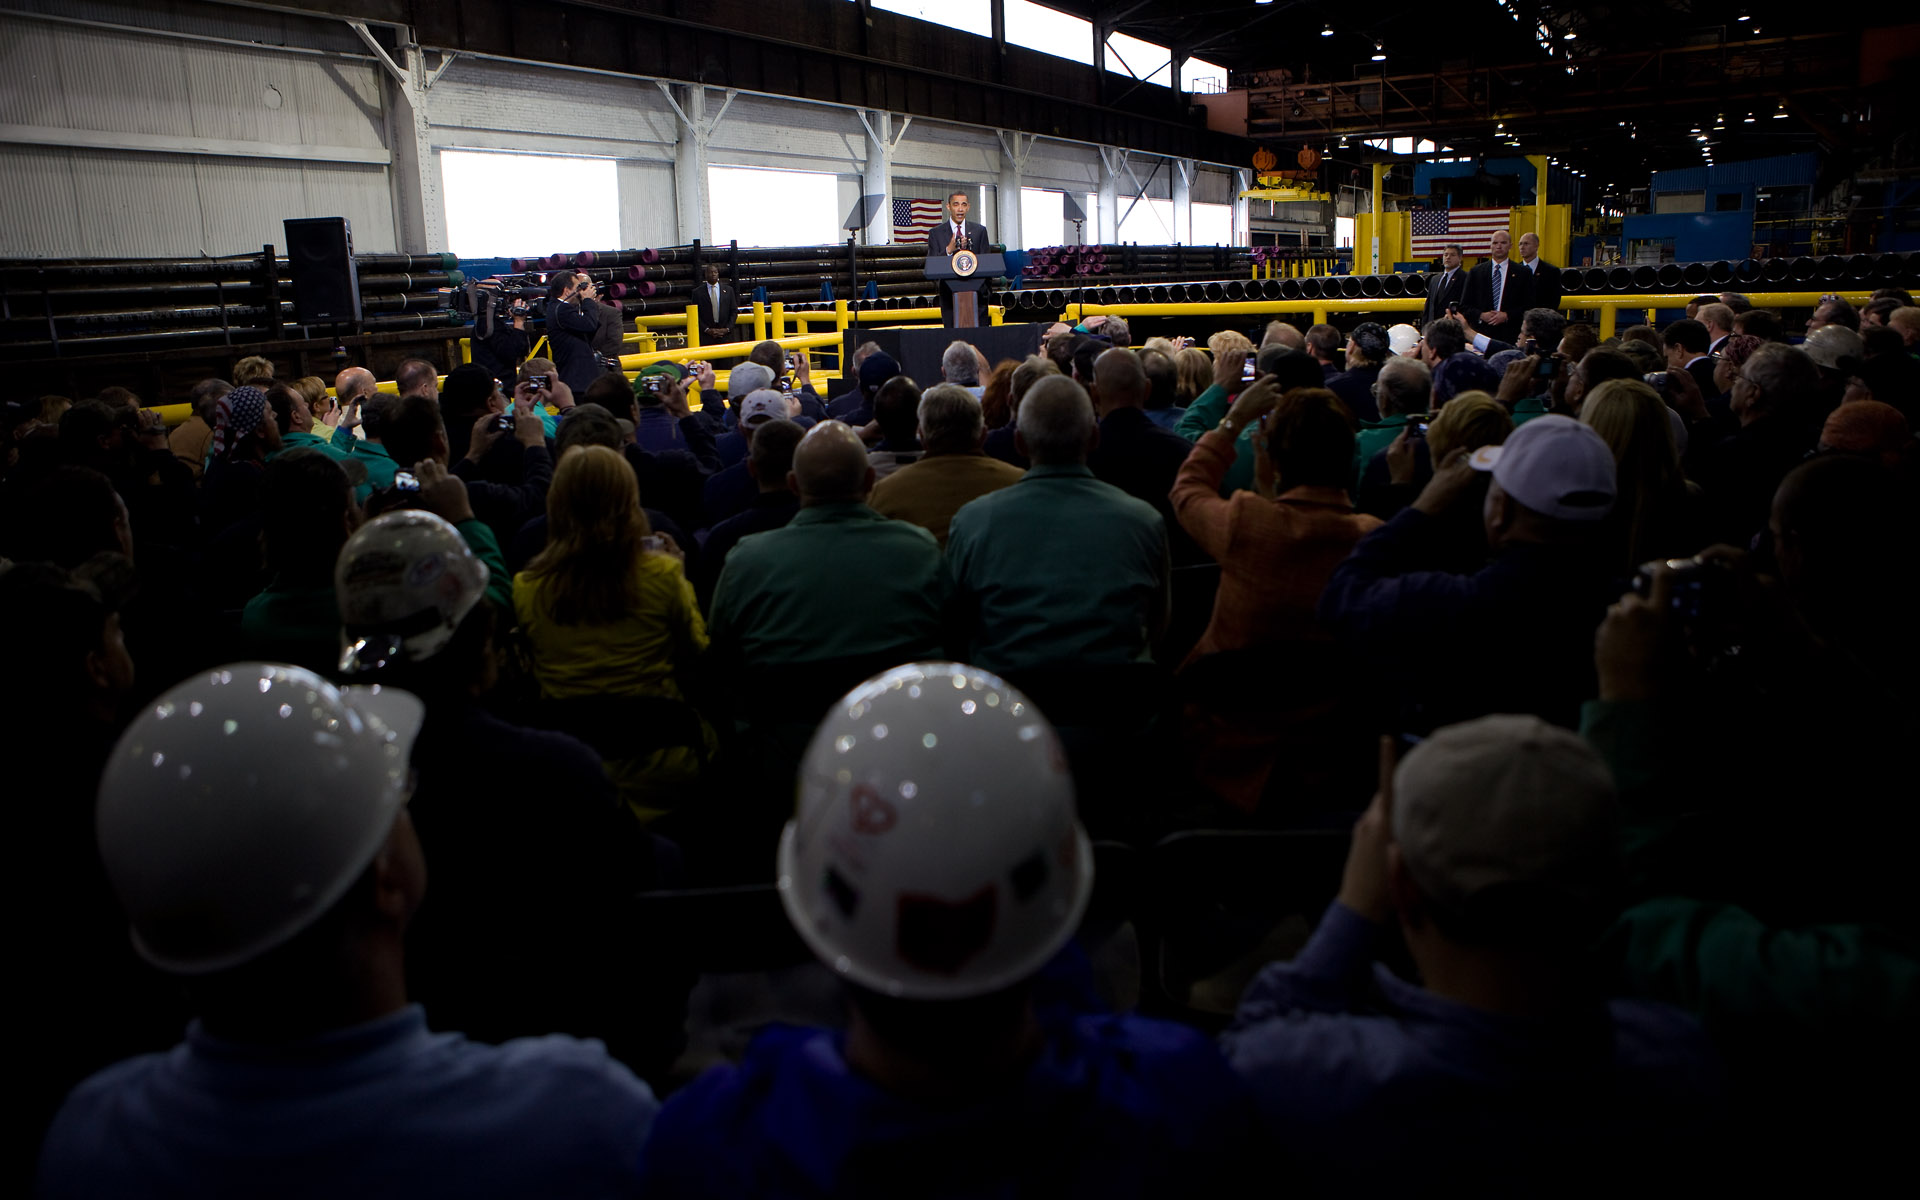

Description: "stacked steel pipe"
1557 254 1916 297
1021 243 1253 286
507 240 971 319
1 250 463 357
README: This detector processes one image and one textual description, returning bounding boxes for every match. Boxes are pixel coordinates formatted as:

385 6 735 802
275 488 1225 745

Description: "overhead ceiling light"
1744 114 1756 123
1320 24 1334 36
1563 31 1577 40
1371 43 1386 61
1737 10 1750 19
1774 109 1788 118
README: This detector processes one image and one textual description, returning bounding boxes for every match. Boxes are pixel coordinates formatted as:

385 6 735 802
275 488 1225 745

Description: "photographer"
544 270 606 396
469 283 532 381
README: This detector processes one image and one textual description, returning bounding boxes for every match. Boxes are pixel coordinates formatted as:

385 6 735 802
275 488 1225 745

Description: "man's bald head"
1262 321 1305 351
334 366 375 402
1015 375 1097 466
790 420 875 506
1091 347 1148 415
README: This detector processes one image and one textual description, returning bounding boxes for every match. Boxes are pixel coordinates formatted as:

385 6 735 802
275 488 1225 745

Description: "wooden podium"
925 247 1005 328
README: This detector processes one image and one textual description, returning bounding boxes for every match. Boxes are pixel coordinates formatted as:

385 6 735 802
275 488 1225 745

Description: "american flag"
1411 207 1514 258
893 197 947 244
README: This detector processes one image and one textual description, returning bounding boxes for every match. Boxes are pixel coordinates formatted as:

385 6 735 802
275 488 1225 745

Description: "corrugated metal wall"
0 6 1246 260
0 8 395 256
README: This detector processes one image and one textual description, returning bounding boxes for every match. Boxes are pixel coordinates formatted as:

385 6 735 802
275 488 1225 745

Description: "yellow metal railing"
1061 289 1870 340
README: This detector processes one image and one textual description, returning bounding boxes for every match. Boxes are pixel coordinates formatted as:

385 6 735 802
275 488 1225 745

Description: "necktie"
1493 263 1504 312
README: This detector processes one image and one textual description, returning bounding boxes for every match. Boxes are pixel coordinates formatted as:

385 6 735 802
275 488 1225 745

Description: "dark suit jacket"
929 220 992 326
694 281 740 337
928 220 990 257
1459 259 1531 337
1520 259 1562 312
1423 268 1467 328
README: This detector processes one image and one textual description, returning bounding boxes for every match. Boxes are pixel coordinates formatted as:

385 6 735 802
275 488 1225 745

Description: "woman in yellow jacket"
514 444 714 822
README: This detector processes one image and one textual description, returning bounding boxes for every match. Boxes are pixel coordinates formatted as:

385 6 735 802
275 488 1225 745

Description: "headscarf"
210 385 266 459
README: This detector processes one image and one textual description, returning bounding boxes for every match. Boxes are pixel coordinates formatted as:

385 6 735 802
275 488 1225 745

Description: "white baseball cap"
1469 414 1616 522
1388 323 1421 357
740 390 789 428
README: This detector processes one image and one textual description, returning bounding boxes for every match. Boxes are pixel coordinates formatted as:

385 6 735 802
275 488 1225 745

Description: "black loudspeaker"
284 217 363 323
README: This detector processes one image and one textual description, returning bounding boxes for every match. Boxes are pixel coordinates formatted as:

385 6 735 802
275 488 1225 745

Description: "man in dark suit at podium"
1423 243 1467 327
929 190 991 327
694 264 740 347
1516 232 1562 313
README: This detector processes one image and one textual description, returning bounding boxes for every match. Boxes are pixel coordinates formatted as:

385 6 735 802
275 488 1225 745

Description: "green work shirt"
945 463 1168 675
1512 397 1550 427
1174 383 1259 494
347 440 399 502
271 431 351 463
1353 415 1413 487
709 502 949 667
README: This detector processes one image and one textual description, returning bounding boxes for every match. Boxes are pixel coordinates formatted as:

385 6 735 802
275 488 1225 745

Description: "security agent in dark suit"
1458 230 1531 339
1515 232 1562 313
928 190 991 327
695 264 740 346
1423 243 1468 327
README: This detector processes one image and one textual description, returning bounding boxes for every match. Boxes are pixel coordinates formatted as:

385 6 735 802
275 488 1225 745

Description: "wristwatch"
1217 415 1242 437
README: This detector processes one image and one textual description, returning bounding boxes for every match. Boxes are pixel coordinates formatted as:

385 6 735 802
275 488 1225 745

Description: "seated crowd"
5 289 1917 1195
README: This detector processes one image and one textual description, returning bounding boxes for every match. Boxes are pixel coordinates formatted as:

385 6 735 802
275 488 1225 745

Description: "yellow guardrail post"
752 301 767 343
460 338 472 365
771 302 787 341
684 305 700 348
1598 305 1617 340
990 305 1004 326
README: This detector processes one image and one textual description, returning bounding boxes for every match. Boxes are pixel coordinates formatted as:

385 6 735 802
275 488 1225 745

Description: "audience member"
231 354 274 386
978 357 1019 432
1353 355 1430 484
1806 294 1859 333
512 445 711 821
1221 717 1722 1191
1087 347 1197 560
709 421 948 676
1580 380 1703 573
266 383 349 462
1138 347 1184 431
870 384 1023 547
638 663 1255 1196
36 665 660 1199
1304 323 1343 379
1696 304 1735 355
1327 322 1390 422
1171 380 1381 813
1684 343 1824 547
238 449 357 674
168 378 229 478
508 404 694 581
1322 415 1617 733
947 376 1167 675
1174 346 1213 407
866 375 924 479
1733 309 1784 343
1661 318 1718 400
941 339 984 397
695 418 803 608
985 354 1057 468
703 391 791 527
382 390 551 551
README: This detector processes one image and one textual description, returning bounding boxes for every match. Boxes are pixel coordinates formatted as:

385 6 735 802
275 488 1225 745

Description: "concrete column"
383 48 443 253
670 84 710 245
1098 148 1121 244
1233 169 1252 247
1172 158 1194 244
997 130 1034 250
862 110 893 245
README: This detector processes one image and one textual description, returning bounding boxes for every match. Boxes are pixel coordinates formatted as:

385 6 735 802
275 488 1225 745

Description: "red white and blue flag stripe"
1411 207 1512 257
892 198 947 244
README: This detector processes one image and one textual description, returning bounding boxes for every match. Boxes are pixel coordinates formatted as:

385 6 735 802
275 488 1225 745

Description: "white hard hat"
96 664 424 974
335 510 489 676
1388 323 1421 357
779 662 1092 1001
